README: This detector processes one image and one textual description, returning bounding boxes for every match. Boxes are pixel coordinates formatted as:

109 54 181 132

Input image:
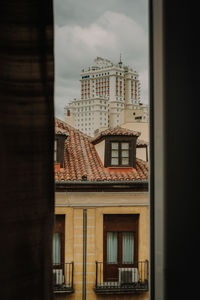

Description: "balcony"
53 262 74 294
95 260 149 295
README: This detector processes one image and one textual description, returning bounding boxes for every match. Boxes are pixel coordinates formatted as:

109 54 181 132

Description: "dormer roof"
92 127 141 145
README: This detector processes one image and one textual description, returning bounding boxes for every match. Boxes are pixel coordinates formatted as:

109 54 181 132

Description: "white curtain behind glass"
122 232 134 263
107 232 118 263
53 232 61 264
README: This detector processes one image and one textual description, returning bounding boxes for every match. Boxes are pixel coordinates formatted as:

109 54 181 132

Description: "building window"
104 137 136 168
103 214 139 281
111 142 130 166
106 232 134 264
107 232 118 263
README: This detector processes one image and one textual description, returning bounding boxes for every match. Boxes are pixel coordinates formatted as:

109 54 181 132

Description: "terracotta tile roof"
92 126 141 144
55 118 148 183
136 139 149 147
55 126 69 136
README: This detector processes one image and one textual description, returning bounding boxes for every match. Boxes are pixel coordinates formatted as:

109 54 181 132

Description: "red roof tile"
55 119 148 182
92 126 141 144
55 125 69 136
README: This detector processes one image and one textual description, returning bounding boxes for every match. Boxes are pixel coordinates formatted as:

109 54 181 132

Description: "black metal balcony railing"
53 262 74 294
95 260 149 294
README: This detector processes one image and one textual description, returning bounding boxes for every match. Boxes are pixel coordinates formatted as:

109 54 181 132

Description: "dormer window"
54 135 66 167
105 137 135 167
111 142 130 166
92 127 140 169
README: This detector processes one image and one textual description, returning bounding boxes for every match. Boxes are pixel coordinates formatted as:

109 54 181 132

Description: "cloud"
54 10 149 119
54 0 148 30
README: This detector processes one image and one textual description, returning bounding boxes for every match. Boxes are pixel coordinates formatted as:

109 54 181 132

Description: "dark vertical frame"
149 0 155 299
0 1 54 299
150 1 199 299
83 209 87 300
150 0 165 299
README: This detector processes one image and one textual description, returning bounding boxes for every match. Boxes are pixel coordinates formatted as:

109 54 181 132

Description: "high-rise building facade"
64 57 148 136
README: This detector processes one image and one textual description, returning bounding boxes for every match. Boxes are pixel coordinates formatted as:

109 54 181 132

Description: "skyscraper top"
92 57 113 69
81 56 136 73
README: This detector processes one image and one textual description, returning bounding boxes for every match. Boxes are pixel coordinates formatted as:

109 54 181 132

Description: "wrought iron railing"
53 262 74 293
95 260 149 294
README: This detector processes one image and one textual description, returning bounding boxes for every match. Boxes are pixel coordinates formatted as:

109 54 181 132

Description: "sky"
53 0 149 120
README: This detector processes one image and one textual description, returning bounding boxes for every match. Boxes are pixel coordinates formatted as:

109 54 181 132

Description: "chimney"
55 131 69 168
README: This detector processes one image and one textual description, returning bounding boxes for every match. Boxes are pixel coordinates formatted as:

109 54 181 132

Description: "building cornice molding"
55 180 148 192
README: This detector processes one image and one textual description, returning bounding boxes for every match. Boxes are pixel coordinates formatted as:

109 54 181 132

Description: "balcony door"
103 214 139 282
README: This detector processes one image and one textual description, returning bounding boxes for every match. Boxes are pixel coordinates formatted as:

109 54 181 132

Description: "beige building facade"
54 192 149 300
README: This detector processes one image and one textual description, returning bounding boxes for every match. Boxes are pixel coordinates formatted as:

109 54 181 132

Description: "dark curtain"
0 1 54 299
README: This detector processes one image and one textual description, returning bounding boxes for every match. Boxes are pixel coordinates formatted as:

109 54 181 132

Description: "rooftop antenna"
119 53 122 67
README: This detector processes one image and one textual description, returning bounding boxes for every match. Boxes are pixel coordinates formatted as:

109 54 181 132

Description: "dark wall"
0 1 54 299
164 2 199 298
151 0 199 299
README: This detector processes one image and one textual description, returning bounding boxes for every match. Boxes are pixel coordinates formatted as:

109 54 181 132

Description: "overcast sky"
53 0 149 120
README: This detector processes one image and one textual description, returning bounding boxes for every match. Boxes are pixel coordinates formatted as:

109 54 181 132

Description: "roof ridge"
55 117 92 139
91 126 141 144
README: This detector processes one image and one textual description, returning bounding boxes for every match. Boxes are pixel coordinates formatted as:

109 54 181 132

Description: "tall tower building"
64 57 147 136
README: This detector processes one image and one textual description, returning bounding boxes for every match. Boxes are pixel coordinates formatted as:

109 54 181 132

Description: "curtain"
0 1 54 298
107 232 118 263
122 232 134 263
53 233 61 264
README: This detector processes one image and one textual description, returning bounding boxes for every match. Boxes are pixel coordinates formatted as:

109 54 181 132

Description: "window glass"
122 158 129 165
111 142 119 149
121 142 129 150
111 150 119 158
107 232 118 263
54 140 57 162
53 232 61 264
110 142 131 166
111 143 119 165
122 232 134 263
122 150 129 157
111 158 119 165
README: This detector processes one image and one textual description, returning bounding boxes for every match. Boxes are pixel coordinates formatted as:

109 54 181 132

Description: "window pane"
107 232 118 263
121 150 129 157
54 151 57 162
54 140 57 162
111 158 119 165
111 150 119 158
122 158 129 165
121 143 129 150
54 139 57 150
111 142 119 149
53 232 61 264
122 232 134 263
